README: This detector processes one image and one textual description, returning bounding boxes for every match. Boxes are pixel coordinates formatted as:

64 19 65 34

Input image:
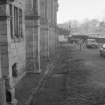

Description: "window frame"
10 4 23 42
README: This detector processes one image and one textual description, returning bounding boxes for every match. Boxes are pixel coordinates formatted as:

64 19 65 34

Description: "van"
86 39 98 48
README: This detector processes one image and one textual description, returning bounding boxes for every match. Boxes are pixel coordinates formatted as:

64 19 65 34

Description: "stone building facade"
0 0 58 104
25 0 58 72
25 0 39 72
40 0 58 56
0 0 26 105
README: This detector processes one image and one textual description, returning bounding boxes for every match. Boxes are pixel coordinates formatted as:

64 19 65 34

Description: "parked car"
86 39 98 48
99 44 105 57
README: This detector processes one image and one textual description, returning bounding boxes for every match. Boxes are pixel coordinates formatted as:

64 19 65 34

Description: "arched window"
6 89 12 103
12 63 18 78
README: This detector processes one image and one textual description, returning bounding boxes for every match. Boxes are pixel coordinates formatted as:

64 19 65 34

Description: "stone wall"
40 0 48 57
25 0 39 72
25 18 39 72
40 0 58 56
25 0 58 71
8 0 26 86
0 79 6 105
47 0 58 55
0 1 26 104
0 4 9 78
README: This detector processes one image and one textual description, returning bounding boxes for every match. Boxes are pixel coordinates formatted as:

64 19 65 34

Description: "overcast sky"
57 0 105 23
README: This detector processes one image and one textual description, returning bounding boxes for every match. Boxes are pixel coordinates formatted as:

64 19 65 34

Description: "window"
12 63 18 78
10 5 23 40
10 4 13 38
19 9 23 38
14 7 19 38
6 89 12 103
